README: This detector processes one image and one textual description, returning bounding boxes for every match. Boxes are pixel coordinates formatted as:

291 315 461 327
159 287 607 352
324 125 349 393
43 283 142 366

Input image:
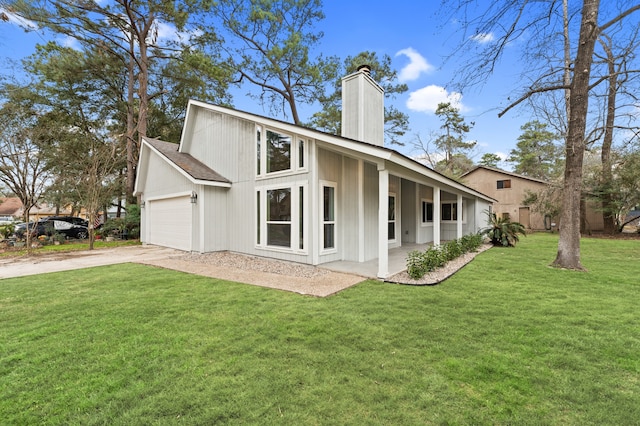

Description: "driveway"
0 245 366 297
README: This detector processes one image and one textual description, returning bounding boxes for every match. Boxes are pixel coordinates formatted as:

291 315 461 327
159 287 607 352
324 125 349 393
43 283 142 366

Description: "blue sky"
0 1 532 167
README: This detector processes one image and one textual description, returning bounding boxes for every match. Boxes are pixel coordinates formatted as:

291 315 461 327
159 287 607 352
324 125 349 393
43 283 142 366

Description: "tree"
308 51 410 145
508 121 562 180
2 0 231 203
478 153 502 168
211 0 338 125
442 0 640 270
0 86 52 251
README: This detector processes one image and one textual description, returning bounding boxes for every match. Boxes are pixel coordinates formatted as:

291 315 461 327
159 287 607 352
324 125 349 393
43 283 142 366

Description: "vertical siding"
401 179 416 243
187 108 255 183
341 157 360 261
363 162 379 261
203 187 228 252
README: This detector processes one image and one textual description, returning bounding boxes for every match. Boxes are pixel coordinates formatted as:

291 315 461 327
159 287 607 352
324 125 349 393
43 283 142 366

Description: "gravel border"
385 244 493 285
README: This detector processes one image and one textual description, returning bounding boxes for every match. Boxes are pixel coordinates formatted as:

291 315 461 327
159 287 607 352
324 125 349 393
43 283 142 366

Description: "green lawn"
1 233 638 424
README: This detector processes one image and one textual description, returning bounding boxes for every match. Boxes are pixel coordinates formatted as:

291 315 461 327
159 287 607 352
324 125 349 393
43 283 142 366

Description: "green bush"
406 233 484 279
482 212 526 247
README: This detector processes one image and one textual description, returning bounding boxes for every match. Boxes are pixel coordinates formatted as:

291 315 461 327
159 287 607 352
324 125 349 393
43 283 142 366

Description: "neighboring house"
0 197 23 220
462 166 604 232
134 66 494 279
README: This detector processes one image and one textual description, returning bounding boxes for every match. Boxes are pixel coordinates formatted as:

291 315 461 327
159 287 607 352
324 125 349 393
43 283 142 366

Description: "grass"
1 233 638 424
0 239 140 258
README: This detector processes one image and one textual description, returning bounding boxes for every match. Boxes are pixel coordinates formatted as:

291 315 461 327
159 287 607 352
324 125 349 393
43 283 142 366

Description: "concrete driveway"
0 245 183 280
0 245 365 297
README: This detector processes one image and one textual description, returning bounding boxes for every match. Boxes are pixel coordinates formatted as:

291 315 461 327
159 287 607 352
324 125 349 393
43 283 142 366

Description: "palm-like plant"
482 212 526 247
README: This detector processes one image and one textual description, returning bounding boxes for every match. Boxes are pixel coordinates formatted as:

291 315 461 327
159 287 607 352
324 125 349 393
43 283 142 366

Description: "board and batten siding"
363 161 379 261
202 187 228 252
185 107 256 184
341 156 360 262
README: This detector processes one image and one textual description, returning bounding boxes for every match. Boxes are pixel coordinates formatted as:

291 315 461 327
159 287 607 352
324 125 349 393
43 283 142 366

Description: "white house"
134 66 493 279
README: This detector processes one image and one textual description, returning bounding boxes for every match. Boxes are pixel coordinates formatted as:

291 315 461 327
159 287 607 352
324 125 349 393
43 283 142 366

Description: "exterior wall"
417 184 434 244
363 161 380 261
184 107 256 183
463 168 548 230
202 186 228 252
400 180 416 243
341 156 360 262
139 150 195 246
583 199 605 233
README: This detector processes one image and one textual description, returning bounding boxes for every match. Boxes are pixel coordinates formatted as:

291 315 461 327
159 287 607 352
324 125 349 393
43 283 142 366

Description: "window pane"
267 224 291 247
388 196 395 220
323 223 335 249
388 222 395 240
452 203 458 221
299 186 304 250
422 202 433 222
442 203 452 221
267 130 291 173
323 186 334 221
299 140 305 168
256 191 261 244
256 128 261 175
267 188 291 221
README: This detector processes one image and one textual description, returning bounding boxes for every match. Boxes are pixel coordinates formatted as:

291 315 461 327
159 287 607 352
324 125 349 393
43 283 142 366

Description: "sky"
0 1 535 168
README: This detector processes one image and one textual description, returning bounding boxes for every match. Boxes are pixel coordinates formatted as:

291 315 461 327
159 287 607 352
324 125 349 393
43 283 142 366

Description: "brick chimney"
341 64 385 146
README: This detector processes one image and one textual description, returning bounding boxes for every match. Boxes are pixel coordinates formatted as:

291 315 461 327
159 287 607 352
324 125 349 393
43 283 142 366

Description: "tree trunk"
552 0 600 271
600 38 618 235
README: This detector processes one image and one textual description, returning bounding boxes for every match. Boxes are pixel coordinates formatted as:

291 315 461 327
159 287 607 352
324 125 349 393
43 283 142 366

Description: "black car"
14 219 89 240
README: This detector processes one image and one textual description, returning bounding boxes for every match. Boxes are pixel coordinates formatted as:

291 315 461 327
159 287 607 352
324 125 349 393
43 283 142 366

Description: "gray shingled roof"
145 138 231 184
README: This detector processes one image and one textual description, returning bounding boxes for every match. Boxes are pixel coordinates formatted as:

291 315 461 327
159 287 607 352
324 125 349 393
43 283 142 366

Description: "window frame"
441 202 466 222
320 180 337 254
421 199 434 226
255 182 307 254
497 179 512 189
255 125 308 177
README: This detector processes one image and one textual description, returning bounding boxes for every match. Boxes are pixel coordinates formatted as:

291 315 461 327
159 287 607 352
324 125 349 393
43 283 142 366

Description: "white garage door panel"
149 196 192 251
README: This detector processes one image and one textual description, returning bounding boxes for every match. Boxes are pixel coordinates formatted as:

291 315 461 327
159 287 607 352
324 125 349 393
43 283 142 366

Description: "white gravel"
386 243 493 285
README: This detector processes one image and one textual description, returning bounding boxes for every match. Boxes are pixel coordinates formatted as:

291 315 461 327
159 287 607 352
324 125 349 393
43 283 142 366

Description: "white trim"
433 186 441 246
420 198 434 227
138 139 232 191
388 192 398 243
378 167 389 279
255 181 308 254
319 180 338 255
310 141 319 265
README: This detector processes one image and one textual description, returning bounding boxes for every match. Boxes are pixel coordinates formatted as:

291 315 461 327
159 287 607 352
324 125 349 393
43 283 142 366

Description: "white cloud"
395 47 434 82
470 32 495 44
1 9 38 30
406 85 467 114
59 35 81 50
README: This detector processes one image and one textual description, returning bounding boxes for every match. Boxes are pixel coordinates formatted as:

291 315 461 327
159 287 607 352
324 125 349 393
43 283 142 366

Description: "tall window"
388 194 396 240
322 184 336 250
299 186 304 250
497 179 511 189
298 139 305 168
256 128 261 175
267 130 291 173
421 200 433 223
266 188 291 247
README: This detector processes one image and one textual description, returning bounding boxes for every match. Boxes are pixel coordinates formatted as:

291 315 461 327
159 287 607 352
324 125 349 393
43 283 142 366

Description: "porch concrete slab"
322 243 431 278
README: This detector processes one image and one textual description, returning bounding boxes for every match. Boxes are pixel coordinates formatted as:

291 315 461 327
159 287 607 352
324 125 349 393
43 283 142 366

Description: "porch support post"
358 159 365 262
457 193 463 239
377 164 389 279
433 185 441 246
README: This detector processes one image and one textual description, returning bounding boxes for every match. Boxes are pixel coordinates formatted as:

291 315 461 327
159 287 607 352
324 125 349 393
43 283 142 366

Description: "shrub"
406 233 484 280
481 212 526 247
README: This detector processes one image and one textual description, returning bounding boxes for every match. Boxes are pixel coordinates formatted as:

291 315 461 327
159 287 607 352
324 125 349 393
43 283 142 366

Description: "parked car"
14 219 89 240
43 216 89 228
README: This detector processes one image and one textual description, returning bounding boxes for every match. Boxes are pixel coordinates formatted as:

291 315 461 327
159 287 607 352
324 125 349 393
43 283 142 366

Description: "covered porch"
322 242 430 279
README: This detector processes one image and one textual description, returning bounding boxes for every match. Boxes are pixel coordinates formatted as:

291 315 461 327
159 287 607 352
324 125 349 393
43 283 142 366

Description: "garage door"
148 196 192 251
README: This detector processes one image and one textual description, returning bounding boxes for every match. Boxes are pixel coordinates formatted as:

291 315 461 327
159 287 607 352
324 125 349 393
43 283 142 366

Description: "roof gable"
145 138 231 184
462 166 550 185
